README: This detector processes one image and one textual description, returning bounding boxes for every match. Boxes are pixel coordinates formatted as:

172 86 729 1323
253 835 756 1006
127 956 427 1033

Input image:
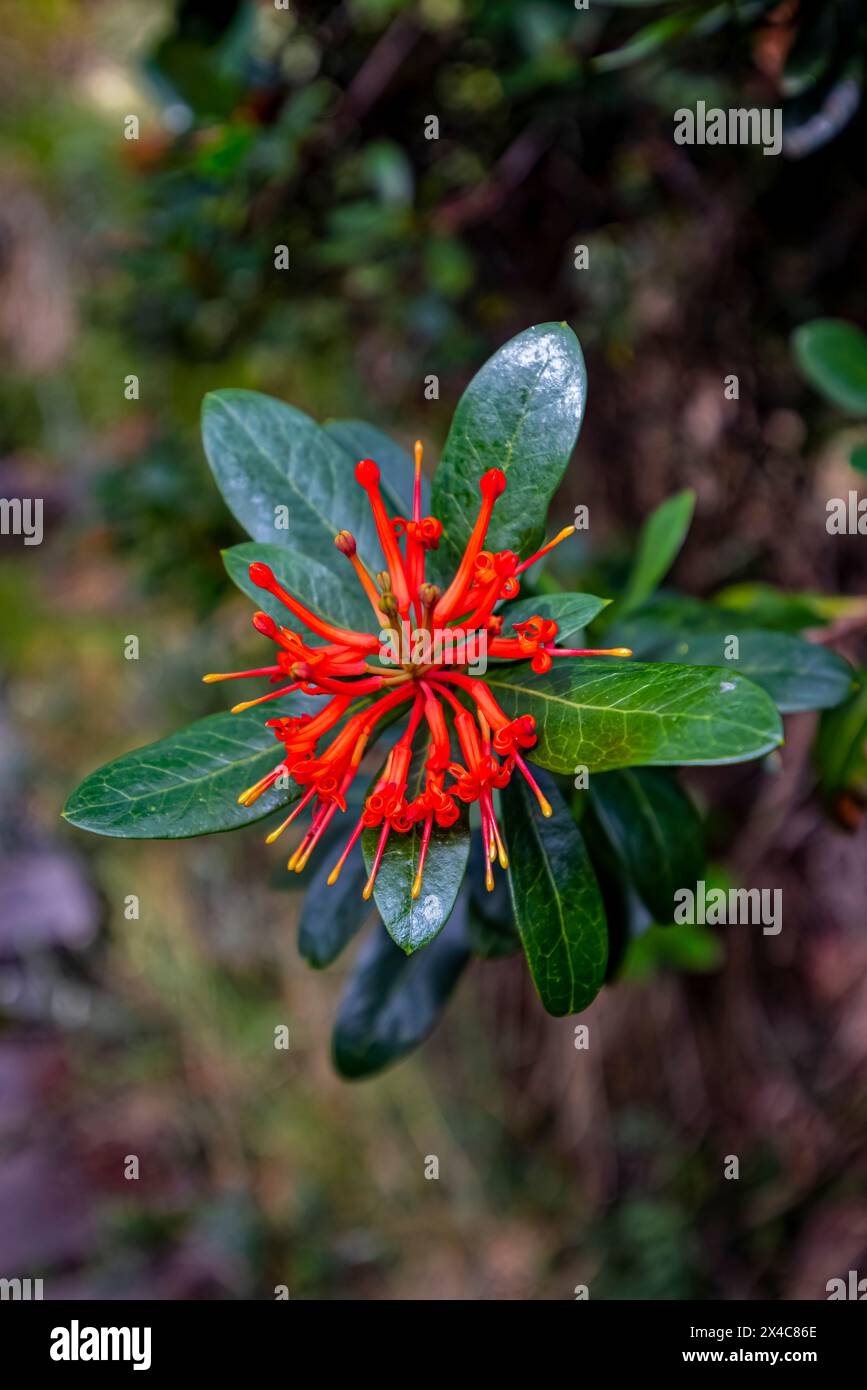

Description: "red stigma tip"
355 458 380 488
481 468 507 500
249 561 275 589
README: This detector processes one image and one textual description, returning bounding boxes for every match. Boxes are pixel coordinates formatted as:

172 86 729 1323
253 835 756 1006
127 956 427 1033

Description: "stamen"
553 646 633 658
327 816 366 885
486 794 509 869
265 786 317 843
231 683 301 713
515 524 575 575
203 666 281 683
294 801 339 872
363 821 391 900
412 813 434 899
513 752 552 817
237 762 287 807
413 440 423 525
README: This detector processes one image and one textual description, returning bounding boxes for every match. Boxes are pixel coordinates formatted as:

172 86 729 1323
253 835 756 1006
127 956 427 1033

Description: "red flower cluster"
205 445 630 899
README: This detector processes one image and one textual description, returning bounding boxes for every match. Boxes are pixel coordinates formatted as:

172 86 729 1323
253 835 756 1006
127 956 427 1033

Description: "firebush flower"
204 444 631 900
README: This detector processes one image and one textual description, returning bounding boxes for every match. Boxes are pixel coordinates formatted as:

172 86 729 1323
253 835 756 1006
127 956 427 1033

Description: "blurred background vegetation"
2 0 867 1299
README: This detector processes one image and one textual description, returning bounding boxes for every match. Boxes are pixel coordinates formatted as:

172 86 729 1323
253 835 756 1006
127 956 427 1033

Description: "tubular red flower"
249 562 378 651
354 458 412 615
434 468 506 621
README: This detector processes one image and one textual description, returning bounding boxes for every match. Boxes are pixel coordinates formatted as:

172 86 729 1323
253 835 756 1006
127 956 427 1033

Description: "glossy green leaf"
794 319 867 415
497 591 610 647
62 701 311 839
590 768 705 922
618 490 695 617
202 389 397 576
487 659 783 773
578 799 640 981
610 619 856 713
325 419 429 515
223 541 372 634
503 773 607 1016
361 740 471 952
430 322 586 582
332 906 471 1079
298 842 370 970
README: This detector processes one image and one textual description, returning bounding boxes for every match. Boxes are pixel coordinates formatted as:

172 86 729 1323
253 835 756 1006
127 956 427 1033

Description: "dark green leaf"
223 541 372 634
201 389 391 576
467 839 519 958
332 906 471 1079
610 621 856 713
62 701 310 839
503 773 607 1016
590 768 705 922
793 319 867 415
711 582 845 632
430 322 586 582
487 659 783 772
618 490 695 618
815 671 867 802
361 740 471 952
298 843 370 970
325 419 429 515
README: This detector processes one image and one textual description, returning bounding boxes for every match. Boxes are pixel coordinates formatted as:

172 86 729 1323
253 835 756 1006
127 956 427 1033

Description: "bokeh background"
2 0 867 1300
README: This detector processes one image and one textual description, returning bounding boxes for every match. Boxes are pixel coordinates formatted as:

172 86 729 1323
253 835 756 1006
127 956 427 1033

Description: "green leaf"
609 607 856 713
850 443 867 475
361 740 470 952
487 659 783 772
202 390 396 576
627 628 855 713
503 773 607 1016
593 6 729 73
298 843 370 970
223 541 372 634
62 701 311 839
325 419 429 515
429 322 586 583
498 591 610 647
618 490 695 618
793 319 867 415
711 582 851 632
621 922 723 980
590 768 705 922
815 671 867 803
332 906 471 1079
